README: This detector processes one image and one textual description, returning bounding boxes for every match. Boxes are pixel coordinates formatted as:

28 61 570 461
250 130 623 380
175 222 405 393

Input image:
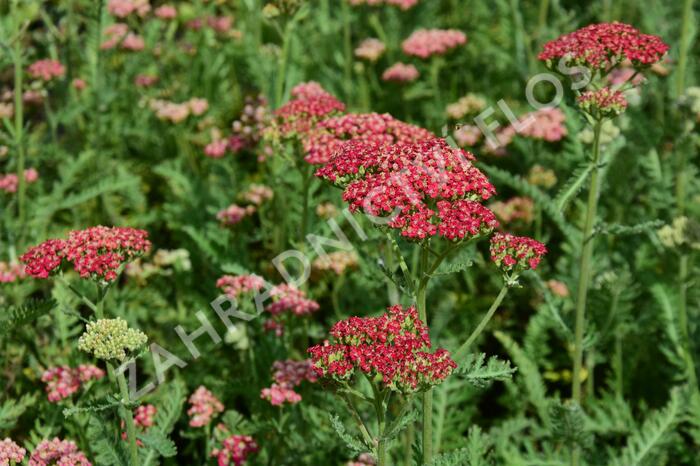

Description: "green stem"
275 20 293 107
341 392 374 448
300 165 312 246
536 0 549 39
454 285 510 361
416 245 432 464
11 9 26 238
372 385 387 466
115 363 139 465
571 120 603 466
678 254 697 388
675 0 694 98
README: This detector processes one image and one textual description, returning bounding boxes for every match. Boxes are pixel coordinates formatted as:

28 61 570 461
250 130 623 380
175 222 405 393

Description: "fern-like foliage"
0 299 56 335
456 353 517 389
0 394 36 430
549 400 592 450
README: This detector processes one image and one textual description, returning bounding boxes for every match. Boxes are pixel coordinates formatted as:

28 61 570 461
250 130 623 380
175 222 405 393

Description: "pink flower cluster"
0 261 26 283
348 0 418 10
316 138 498 240
499 108 568 148
134 74 158 87
260 359 318 406
27 60 65 82
382 62 419 82
187 386 225 427
0 169 39 194
122 404 156 444
346 453 377 466
489 232 547 275
216 274 266 298
453 124 482 147
355 38 386 62
149 98 208 123
0 438 25 465
273 83 345 137
28 438 91 466
107 0 150 18
538 22 669 69
304 112 434 165
20 226 151 282
309 305 456 393
240 184 273 206
154 5 177 19
205 139 229 159
402 29 467 59
217 204 256 226
266 284 320 316
101 24 145 51
211 435 258 466
228 95 270 154
41 364 105 402
490 197 535 225
577 87 628 118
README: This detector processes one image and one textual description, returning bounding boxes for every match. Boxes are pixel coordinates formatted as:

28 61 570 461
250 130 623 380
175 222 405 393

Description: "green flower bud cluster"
78 318 148 361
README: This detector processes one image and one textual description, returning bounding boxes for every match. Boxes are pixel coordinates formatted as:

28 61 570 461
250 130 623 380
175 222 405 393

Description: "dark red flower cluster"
20 226 151 282
303 112 434 165
538 22 669 69
308 305 456 393
211 434 258 466
577 87 628 118
316 138 498 240
273 83 345 137
489 232 547 275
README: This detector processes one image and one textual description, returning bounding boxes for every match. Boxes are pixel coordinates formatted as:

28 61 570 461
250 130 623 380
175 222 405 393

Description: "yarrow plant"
28 438 91 466
41 364 105 402
0 438 25 465
78 318 148 362
187 386 225 428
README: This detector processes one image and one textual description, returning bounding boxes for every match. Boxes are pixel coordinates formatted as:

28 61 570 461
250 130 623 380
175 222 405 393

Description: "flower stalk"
454 284 510 362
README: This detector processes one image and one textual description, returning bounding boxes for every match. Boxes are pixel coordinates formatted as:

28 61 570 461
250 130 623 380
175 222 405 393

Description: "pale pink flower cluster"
496 107 567 150
402 29 467 59
134 74 158 87
453 124 482 147
382 62 419 82
0 261 26 283
72 78 87 91
187 386 225 427
312 251 358 275
547 279 570 298
348 0 418 10
608 66 645 86
122 404 157 444
0 169 39 194
27 60 65 82
346 453 377 466
267 284 319 316
154 5 177 19
107 0 150 18
0 102 13 119
207 16 233 33
261 360 317 407
149 98 208 123
290 81 333 100
355 38 386 62
490 196 535 224
216 204 256 226
101 24 144 51
41 364 105 403
240 184 273 206
216 274 266 298
0 438 25 465
28 438 91 466
204 139 228 158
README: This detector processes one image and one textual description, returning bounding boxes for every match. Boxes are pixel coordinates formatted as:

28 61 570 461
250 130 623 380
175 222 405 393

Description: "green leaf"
554 162 594 212
138 431 177 458
456 353 517 389
330 414 368 455
549 400 592 450
464 425 493 466
0 299 56 335
87 414 129 466
382 406 419 443
0 394 37 430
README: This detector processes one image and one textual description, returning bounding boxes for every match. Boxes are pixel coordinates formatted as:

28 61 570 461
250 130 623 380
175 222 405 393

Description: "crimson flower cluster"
308 305 456 393
21 226 151 282
489 232 547 276
303 112 433 165
577 87 628 119
41 364 105 403
272 82 345 137
316 138 498 240
187 386 225 428
211 434 258 466
538 22 668 69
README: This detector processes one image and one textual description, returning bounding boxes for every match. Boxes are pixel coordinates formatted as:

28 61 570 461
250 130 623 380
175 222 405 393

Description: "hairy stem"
454 285 510 361
571 119 603 466
416 245 433 464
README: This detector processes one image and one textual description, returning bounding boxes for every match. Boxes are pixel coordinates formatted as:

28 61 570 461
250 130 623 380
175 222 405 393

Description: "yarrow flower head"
577 87 628 119
266 284 320 316
216 274 266 298
402 29 467 59
303 112 434 165
187 386 225 427
538 22 669 70
217 204 255 226
382 62 419 82
490 197 535 225
489 233 547 280
260 384 302 406
272 84 346 138
0 261 26 283
107 0 150 18
240 184 273 206
0 438 25 465
78 318 147 362
28 438 91 466
260 359 318 407
312 251 358 276
20 226 151 282
308 305 456 393
154 5 177 19
354 38 386 62
348 0 418 10
0 169 39 194
316 138 498 241
28 60 65 82
229 94 270 154
41 364 105 402
211 434 258 466
121 404 156 445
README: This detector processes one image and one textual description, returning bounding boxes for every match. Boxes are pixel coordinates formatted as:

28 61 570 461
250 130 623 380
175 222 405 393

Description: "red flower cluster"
489 232 547 275
303 112 434 165
27 59 65 82
216 274 266 298
28 438 91 466
538 22 669 69
402 29 467 59
187 386 225 428
273 83 345 137
41 364 105 403
316 138 498 240
308 305 456 393
577 87 628 118
211 434 258 466
21 226 151 282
